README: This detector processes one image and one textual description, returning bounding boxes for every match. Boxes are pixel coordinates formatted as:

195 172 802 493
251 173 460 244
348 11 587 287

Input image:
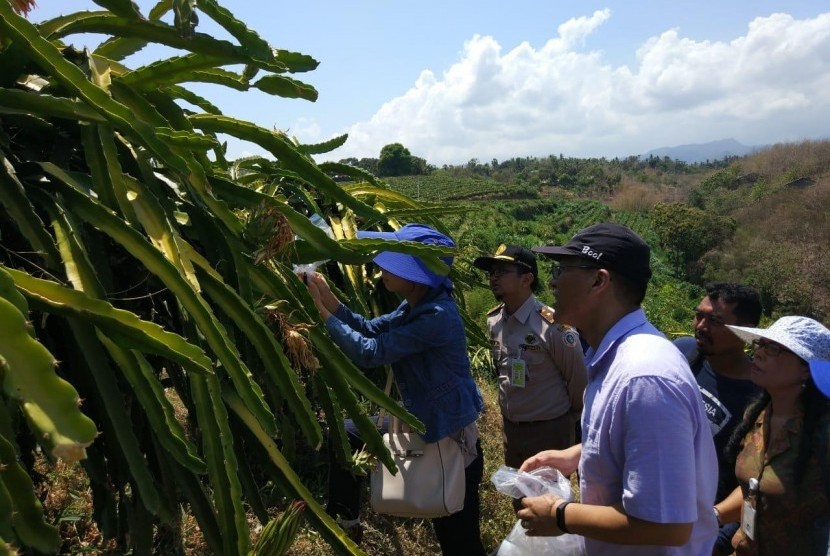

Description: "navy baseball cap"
357 223 454 290
532 222 652 282
473 244 538 277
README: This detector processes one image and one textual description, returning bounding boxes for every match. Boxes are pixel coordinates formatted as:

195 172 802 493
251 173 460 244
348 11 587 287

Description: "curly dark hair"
705 282 763 326
725 377 830 489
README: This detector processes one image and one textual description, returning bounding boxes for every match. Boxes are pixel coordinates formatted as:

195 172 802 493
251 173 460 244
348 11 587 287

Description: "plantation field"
18 150 828 554
3 0 829 553
385 175 538 202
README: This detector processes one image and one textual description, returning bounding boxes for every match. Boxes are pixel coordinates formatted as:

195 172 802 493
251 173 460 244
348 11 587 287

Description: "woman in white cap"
712 316 830 555
303 223 486 556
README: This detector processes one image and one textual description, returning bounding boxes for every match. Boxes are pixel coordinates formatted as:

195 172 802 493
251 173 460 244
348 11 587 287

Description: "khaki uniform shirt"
488 295 587 423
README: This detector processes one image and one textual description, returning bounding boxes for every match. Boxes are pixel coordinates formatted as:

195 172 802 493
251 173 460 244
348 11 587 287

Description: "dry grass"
608 180 680 212
288 374 517 555
743 140 830 182
34 457 117 554
708 178 830 319
31 375 527 555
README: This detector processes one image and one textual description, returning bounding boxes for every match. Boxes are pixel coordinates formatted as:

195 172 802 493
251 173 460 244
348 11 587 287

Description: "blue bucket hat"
357 223 454 290
810 360 830 398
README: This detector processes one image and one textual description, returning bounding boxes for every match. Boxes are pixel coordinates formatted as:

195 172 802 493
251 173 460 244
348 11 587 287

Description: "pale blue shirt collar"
585 308 649 376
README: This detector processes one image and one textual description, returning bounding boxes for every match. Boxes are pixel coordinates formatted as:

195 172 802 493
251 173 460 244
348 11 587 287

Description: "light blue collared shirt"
580 309 718 555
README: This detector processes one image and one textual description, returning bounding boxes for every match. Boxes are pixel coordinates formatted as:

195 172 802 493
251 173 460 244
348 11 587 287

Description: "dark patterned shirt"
733 408 830 555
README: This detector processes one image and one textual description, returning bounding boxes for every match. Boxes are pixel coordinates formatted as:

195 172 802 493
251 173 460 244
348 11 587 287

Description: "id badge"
741 499 756 540
510 358 527 388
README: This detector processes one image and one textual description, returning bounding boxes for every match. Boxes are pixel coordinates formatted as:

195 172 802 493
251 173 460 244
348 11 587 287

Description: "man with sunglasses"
674 283 762 556
516 223 718 555
473 245 587 478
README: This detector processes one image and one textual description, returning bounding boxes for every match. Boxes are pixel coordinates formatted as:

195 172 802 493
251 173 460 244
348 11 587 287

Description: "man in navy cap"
517 223 718 556
473 245 586 481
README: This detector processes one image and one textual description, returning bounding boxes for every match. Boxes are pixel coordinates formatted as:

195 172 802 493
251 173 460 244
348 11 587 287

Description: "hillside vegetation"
386 140 830 327
4 2 826 554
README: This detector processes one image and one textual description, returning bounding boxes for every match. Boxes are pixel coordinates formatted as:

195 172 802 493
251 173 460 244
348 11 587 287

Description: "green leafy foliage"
0 3 467 555
413 153 727 195
377 143 415 177
2 2 827 554
387 173 539 202
374 143 429 177
688 165 743 213
650 202 736 280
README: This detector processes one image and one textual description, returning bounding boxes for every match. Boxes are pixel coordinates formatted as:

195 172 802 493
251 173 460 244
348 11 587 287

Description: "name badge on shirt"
741 499 756 540
510 358 526 388
742 476 758 540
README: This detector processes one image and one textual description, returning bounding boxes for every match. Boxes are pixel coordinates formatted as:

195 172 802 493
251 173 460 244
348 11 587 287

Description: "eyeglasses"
549 263 599 280
750 339 793 357
488 267 524 278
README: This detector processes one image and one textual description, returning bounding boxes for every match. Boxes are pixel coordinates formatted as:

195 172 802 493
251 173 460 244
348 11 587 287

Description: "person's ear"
592 269 612 293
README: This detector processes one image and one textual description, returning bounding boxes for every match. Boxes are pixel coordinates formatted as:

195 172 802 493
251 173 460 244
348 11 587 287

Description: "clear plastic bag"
490 466 585 556
490 465 573 500
293 213 335 276
497 519 585 556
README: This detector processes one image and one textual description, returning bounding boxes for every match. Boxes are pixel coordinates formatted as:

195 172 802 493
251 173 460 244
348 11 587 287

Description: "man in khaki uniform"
474 244 587 471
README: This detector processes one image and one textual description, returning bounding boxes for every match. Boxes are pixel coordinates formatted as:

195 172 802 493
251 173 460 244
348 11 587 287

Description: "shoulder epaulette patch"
487 303 504 316
538 306 555 324
562 329 579 348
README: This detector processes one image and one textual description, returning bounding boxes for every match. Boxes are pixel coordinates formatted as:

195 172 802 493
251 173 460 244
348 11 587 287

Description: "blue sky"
30 1 830 165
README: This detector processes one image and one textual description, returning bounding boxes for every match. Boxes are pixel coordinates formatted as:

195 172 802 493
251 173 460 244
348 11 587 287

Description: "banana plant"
0 1 482 555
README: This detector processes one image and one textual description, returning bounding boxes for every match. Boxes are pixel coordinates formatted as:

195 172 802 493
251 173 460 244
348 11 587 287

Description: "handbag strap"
375 368 470 450
376 367 396 432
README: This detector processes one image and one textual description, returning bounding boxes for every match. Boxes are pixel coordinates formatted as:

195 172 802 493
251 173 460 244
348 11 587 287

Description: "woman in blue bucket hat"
711 316 830 555
303 223 486 555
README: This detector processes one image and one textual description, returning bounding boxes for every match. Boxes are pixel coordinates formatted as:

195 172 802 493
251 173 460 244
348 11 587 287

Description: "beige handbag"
369 371 466 518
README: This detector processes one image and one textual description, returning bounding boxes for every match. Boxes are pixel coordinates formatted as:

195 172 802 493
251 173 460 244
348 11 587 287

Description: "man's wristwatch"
556 501 572 534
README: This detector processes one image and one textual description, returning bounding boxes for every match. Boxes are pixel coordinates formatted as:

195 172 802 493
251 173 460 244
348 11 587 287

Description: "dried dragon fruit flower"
10 0 37 15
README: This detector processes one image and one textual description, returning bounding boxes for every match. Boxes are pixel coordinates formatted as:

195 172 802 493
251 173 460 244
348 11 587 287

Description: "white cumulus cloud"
329 9 830 165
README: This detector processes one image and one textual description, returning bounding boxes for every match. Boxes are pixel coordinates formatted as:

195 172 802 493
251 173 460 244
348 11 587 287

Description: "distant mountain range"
643 138 758 163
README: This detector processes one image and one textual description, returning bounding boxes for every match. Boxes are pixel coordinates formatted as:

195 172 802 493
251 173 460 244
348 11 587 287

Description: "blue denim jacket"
325 288 483 443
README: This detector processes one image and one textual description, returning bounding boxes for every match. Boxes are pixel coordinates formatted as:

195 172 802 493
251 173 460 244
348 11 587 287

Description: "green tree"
377 143 414 176
689 166 741 209
650 203 736 281
411 155 429 175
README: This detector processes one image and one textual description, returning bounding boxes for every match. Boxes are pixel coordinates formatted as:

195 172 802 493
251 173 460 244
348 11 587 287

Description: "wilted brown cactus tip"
10 0 37 16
